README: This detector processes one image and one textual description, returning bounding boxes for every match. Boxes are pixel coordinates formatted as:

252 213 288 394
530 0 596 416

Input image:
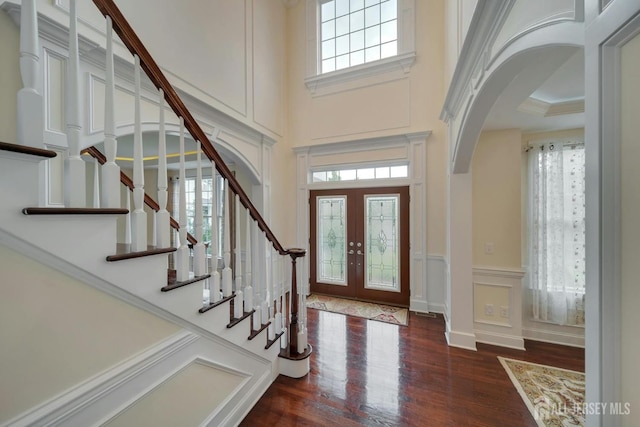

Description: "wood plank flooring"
241 309 584 426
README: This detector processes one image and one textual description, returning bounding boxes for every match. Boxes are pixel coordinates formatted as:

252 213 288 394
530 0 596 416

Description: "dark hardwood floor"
241 308 584 426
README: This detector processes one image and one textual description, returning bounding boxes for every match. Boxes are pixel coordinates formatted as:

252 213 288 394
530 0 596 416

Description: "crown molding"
517 97 585 117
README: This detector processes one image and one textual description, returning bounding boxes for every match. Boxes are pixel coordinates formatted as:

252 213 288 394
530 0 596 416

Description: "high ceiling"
483 49 585 133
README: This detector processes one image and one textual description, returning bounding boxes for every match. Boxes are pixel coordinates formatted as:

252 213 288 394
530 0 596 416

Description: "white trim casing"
294 132 431 313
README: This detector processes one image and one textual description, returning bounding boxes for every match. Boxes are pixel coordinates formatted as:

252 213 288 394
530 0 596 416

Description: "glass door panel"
317 196 347 285
364 194 400 292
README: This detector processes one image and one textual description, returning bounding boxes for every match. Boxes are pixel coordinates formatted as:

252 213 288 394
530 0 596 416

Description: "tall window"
320 0 398 74
528 141 585 326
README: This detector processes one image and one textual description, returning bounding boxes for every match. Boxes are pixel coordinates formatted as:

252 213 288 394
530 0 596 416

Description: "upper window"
320 0 398 74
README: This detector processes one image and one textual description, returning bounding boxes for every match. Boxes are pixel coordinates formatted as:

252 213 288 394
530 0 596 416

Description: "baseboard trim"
427 302 445 313
522 327 585 348
445 329 477 351
410 299 430 313
475 330 526 351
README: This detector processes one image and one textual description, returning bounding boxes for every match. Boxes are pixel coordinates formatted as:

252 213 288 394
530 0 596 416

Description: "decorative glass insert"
317 196 347 284
365 195 400 291
311 164 407 183
320 0 398 74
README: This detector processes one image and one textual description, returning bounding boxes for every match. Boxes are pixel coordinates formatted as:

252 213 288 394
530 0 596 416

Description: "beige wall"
0 245 180 424
620 31 640 426
472 129 522 268
285 0 448 254
0 9 19 144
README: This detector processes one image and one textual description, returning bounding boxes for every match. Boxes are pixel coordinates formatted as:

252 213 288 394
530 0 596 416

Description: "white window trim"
305 0 416 94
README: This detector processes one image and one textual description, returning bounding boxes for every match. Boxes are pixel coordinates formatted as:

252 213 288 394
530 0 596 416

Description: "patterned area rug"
306 294 409 326
498 357 585 427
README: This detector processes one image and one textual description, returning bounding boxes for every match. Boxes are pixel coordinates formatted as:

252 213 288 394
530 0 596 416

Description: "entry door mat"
498 356 585 426
306 294 409 326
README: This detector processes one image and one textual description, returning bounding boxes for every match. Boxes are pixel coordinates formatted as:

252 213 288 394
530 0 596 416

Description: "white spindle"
275 254 283 333
156 89 170 247
64 0 86 207
261 232 269 325
234 195 244 318
267 248 276 340
222 180 233 297
245 212 253 309
130 55 147 251
193 143 206 276
176 118 190 281
17 0 44 149
209 163 221 303
124 188 131 245
93 158 100 208
280 256 287 349
101 16 120 208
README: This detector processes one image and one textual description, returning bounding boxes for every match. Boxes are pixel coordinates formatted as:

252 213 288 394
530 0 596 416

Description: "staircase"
0 1 310 425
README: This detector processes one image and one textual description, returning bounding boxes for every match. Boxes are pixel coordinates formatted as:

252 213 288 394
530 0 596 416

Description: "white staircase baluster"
64 0 86 207
234 194 244 319
221 180 233 297
175 117 189 281
267 248 276 340
93 158 100 208
156 89 170 247
280 255 287 349
17 0 44 150
193 142 206 276
101 16 120 208
124 188 131 245
130 55 147 251
209 162 221 303
261 232 269 326
275 254 283 334
245 213 253 311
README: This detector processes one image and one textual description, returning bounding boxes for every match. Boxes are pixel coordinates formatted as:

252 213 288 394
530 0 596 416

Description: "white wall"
620 30 640 426
0 8 20 144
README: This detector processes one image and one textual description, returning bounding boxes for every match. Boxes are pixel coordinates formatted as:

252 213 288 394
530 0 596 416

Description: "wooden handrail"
92 0 290 256
83 146 197 245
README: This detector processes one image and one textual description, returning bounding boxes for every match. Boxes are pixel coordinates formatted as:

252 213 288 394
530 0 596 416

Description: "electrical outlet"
484 304 494 316
485 242 494 255
500 306 509 318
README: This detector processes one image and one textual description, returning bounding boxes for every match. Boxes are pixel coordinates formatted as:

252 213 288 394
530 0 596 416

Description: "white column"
175 118 190 281
124 188 131 245
130 55 147 251
221 180 233 297
17 0 44 149
93 158 100 208
209 162 221 303
101 16 120 208
446 170 476 350
64 0 86 207
156 89 170 247
193 142 207 276
234 195 244 318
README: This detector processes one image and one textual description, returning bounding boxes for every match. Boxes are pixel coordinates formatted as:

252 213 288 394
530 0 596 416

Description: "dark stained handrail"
83 146 197 245
92 0 290 256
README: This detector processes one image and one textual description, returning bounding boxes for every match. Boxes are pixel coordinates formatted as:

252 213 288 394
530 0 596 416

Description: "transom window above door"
320 0 398 73
311 164 408 183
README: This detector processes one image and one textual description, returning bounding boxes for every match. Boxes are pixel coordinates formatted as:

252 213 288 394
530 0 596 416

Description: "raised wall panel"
44 49 66 134
311 78 411 141
252 0 285 136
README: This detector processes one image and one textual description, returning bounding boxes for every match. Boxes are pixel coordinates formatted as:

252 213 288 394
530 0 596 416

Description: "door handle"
348 249 355 255
356 249 363 256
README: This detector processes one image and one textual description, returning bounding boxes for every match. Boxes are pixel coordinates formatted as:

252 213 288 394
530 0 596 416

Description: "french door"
309 186 410 306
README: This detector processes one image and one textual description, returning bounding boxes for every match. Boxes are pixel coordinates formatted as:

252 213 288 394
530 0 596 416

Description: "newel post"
287 248 306 355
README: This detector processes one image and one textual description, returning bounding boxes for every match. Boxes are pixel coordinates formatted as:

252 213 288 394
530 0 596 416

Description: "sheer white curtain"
528 141 585 326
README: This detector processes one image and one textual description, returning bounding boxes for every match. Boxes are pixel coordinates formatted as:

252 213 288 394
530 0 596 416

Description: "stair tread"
162 273 210 292
106 243 176 262
266 330 285 350
199 293 235 314
248 322 271 341
23 207 129 215
0 141 57 159
227 303 255 329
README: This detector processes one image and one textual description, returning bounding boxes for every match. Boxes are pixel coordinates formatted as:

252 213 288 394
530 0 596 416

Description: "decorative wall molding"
522 326 585 348
473 265 525 279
